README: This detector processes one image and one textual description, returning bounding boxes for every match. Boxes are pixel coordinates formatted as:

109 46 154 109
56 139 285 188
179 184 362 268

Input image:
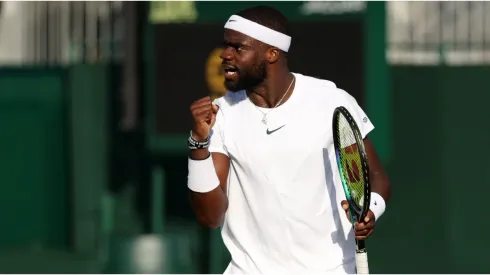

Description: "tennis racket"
332 106 371 274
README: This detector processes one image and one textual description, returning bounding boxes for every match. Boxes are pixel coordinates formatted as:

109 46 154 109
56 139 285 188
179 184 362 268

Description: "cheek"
235 51 265 75
238 51 259 64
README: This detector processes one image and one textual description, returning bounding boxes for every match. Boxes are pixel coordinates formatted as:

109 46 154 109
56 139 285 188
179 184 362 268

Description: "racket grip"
355 251 369 274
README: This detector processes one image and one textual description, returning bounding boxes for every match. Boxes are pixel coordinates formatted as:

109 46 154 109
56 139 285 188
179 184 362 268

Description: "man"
187 6 391 274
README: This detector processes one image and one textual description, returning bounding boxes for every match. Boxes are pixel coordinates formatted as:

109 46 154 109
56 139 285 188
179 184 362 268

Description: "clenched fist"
341 200 376 240
190 96 219 141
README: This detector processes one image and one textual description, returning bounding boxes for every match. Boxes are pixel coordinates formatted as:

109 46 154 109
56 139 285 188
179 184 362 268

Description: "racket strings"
337 114 366 209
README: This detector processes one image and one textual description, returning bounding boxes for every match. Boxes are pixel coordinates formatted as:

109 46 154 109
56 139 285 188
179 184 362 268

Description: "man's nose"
220 47 233 60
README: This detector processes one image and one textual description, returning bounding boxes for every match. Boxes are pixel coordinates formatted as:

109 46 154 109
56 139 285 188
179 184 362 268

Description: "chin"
224 80 242 92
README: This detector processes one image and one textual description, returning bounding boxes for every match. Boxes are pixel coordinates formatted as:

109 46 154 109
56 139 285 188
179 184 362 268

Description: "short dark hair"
236 5 291 37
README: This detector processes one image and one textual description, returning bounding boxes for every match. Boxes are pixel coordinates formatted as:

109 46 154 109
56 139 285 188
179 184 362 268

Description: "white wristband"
369 192 386 220
187 155 220 193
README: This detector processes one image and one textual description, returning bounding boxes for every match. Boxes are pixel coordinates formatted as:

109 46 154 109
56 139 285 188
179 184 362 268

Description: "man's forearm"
188 148 229 228
371 171 391 204
190 188 228 228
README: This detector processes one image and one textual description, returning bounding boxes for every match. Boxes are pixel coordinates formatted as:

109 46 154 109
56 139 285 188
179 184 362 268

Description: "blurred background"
0 0 489 273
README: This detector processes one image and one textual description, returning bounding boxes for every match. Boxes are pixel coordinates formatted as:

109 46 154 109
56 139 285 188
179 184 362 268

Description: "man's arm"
364 138 391 204
189 149 230 228
188 96 230 229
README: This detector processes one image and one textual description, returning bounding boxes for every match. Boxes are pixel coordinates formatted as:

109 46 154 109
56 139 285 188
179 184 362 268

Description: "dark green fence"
0 65 112 273
368 66 490 273
0 68 69 248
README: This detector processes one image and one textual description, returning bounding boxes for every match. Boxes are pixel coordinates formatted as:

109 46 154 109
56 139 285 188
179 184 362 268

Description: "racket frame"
332 106 371 221
332 106 372 273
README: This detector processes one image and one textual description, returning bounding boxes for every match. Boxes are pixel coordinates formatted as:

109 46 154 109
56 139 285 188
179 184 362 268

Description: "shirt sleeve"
208 99 229 156
343 92 375 139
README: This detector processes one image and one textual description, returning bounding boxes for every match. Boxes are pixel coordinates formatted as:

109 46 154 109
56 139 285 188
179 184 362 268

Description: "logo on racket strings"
342 144 362 183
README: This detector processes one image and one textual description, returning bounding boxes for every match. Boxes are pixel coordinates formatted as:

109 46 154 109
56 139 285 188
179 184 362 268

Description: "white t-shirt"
208 73 374 274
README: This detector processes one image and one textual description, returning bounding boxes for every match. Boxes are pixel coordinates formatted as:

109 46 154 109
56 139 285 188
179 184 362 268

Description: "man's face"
220 29 267 92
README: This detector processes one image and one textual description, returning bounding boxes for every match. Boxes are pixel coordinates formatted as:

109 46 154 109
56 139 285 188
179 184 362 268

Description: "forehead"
223 29 257 46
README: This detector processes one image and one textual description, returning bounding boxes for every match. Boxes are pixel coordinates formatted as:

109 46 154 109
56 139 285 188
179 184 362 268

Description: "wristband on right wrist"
187 154 220 193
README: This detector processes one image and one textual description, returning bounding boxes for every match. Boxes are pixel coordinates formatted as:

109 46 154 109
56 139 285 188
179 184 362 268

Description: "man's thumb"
212 104 219 114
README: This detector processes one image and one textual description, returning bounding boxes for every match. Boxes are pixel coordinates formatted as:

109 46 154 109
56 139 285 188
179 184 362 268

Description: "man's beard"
225 61 267 92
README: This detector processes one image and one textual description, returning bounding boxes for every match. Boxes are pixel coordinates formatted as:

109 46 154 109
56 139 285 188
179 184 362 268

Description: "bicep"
211 152 230 194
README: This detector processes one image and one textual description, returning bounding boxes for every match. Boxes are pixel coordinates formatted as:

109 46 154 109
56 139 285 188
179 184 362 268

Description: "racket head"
332 106 371 222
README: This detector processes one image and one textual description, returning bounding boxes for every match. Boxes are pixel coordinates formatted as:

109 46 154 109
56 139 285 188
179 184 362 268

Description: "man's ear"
266 48 280 64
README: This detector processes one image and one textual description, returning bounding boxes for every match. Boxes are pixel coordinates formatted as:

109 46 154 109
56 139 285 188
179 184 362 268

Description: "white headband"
224 15 291 52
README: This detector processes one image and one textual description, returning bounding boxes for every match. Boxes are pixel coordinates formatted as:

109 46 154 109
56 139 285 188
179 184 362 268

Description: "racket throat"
356 240 366 251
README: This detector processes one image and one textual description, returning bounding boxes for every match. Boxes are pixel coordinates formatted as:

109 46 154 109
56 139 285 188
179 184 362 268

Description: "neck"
248 68 295 108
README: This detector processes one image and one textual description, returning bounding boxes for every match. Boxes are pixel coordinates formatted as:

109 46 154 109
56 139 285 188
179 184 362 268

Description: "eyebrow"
223 39 253 49
223 41 239 48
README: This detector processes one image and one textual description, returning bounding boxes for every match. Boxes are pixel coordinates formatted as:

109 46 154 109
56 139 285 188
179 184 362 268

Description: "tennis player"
187 6 391 274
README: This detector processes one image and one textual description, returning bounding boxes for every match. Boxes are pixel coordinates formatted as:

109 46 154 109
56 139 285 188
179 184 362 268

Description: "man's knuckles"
192 107 212 117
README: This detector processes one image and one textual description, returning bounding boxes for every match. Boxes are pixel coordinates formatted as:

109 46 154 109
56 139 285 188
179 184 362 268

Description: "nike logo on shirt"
266 125 286 135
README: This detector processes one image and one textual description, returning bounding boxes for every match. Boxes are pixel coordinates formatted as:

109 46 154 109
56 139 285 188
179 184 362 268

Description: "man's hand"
341 200 375 240
190 96 219 141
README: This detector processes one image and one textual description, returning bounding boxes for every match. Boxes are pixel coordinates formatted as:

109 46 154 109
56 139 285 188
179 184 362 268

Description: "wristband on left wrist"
369 192 386 220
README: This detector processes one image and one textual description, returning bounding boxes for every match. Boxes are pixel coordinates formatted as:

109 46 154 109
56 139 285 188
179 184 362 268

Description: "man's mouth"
222 65 238 79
